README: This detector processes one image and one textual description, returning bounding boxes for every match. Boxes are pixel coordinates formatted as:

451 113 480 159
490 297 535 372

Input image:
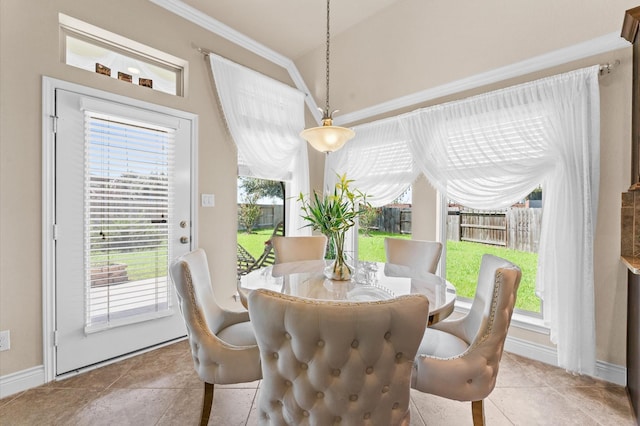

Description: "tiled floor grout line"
0 341 636 425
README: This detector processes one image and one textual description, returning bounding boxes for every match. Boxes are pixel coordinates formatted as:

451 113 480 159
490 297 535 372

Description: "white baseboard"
0 365 45 399
505 335 627 386
0 337 627 400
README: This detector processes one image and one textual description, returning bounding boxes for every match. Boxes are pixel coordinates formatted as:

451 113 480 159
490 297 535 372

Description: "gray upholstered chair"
271 235 327 264
384 237 443 277
248 289 429 426
411 254 522 426
170 249 262 426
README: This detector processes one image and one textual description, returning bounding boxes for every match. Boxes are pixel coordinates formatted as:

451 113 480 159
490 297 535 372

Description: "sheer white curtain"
325 117 419 207
324 117 420 260
328 66 600 374
209 54 310 236
403 66 601 375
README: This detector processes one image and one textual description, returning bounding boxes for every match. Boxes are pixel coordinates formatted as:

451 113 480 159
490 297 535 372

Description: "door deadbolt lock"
180 236 190 244
179 220 188 228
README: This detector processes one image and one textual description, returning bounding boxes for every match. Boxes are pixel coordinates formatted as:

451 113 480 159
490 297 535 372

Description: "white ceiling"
181 0 404 59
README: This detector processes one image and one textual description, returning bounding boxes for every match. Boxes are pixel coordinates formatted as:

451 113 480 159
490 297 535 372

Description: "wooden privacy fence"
237 204 284 231
447 208 542 253
368 207 412 235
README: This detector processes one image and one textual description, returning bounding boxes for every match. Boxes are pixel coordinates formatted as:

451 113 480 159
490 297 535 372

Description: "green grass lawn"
237 228 279 259
91 247 168 281
237 228 540 313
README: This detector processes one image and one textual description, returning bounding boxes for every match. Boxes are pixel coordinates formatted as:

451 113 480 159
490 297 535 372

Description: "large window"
328 67 600 373
236 177 285 276
446 188 543 314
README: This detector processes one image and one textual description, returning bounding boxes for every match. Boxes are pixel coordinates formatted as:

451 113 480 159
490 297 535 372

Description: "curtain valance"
209 54 310 235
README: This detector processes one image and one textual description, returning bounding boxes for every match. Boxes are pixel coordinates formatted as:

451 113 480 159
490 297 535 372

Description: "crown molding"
152 1 629 128
334 32 631 126
150 0 322 124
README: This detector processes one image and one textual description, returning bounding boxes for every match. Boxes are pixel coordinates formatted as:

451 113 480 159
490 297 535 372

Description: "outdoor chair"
237 221 285 277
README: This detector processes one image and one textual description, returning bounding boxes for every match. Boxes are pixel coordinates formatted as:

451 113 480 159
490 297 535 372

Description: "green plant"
358 205 380 237
298 174 371 279
298 174 370 236
238 194 262 234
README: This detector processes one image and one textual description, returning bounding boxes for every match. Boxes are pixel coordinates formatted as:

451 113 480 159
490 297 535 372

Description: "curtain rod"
196 44 619 79
599 60 620 75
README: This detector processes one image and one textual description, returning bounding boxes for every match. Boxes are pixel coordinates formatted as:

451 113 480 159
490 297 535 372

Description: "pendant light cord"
325 0 331 116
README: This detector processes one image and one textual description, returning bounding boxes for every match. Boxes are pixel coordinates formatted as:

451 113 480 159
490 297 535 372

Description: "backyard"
238 229 540 313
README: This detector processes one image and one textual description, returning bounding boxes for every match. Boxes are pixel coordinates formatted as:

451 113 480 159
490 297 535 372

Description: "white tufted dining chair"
169 249 262 426
384 237 443 277
248 289 430 426
271 235 327 264
411 254 522 426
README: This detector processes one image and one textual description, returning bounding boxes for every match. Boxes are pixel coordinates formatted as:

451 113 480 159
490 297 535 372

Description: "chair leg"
471 400 485 426
200 382 214 426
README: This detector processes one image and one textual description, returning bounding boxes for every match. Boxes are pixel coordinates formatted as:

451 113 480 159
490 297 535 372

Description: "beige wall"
0 0 636 379
0 0 298 376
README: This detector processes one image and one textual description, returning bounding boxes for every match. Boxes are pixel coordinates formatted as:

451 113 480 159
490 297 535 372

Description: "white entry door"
54 89 193 375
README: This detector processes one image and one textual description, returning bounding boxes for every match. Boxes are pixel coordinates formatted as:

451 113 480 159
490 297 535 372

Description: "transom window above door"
59 14 187 96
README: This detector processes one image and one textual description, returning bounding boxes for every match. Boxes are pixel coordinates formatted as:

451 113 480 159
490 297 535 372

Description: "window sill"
453 299 549 335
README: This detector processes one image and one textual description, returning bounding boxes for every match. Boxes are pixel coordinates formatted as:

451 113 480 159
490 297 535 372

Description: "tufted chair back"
271 235 328 264
248 289 429 426
411 254 521 426
384 238 443 277
170 249 262 425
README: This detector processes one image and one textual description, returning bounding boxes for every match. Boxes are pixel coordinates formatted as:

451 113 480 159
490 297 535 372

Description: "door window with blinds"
83 111 175 332
53 85 191 375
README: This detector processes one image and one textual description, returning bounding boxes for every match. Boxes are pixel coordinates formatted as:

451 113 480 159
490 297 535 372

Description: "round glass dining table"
238 260 457 325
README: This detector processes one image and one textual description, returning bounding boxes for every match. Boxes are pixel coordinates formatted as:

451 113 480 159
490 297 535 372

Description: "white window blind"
83 111 176 333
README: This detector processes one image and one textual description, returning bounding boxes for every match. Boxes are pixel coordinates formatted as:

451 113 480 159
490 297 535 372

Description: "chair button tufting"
395 352 403 360
334 416 342 423
302 410 309 417
349 394 358 402
272 352 279 359
384 332 391 340
284 332 291 340
363 412 371 420
284 380 292 387
332 368 341 377
382 385 390 393
467 378 473 384
316 391 324 399
351 339 359 348
392 402 400 409
317 340 325 347
366 367 374 374
300 363 308 370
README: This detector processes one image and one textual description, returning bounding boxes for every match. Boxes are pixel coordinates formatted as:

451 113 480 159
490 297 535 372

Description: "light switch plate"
201 193 215 207
0 330 10 351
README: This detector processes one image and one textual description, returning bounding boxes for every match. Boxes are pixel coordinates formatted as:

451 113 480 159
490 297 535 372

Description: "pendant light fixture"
300 0 355 153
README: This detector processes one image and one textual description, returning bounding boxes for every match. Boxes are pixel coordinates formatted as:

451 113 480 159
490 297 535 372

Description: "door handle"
180 236 190 244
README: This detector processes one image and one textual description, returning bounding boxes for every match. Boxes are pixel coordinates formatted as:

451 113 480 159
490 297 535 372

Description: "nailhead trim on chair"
250 289 428 425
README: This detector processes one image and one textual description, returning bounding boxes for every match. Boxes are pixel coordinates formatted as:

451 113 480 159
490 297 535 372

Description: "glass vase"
324 232 352 281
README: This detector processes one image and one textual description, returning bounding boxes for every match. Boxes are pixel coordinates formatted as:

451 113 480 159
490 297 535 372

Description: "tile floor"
0 339 636 425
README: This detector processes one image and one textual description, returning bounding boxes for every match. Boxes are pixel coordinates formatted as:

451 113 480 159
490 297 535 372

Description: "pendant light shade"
300 117 355 153
300 0 355 153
